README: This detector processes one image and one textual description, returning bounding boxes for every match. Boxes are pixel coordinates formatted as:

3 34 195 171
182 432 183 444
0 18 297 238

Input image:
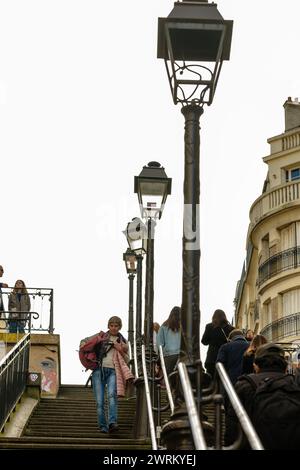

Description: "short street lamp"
135 162 171 364
123 248 137 347
157 0 233 449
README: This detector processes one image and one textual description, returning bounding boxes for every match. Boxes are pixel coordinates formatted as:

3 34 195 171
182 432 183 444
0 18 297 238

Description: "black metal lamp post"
157 0 233 449
124 217 148 439
123 217 147 372
123 248 137 347
132 162 171 440
134 162 172 364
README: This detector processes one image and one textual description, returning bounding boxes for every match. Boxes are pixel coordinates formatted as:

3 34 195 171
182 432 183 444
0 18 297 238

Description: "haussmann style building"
234 98 300 353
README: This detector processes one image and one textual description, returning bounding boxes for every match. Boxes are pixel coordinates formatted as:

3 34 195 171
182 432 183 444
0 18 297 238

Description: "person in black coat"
216 329 249 385
201 309 234 378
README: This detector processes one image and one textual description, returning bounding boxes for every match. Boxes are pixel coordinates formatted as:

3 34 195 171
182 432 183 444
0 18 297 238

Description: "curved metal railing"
158 345 174 414
261 312 300 342
0 286 54 333
258 246 300 287
0 312 39 333
215 362 264 450
177 362 207 450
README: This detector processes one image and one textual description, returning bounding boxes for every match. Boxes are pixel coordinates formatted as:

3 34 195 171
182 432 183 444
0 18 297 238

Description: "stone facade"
235 99 300 351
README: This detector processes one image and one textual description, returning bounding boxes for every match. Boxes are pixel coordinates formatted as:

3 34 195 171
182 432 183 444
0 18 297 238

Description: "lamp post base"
161 403 214 450
133 377 149 439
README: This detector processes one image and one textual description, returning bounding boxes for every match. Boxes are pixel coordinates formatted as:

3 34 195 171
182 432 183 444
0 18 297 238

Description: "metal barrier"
177 362 207 450
0 333 31 432
141 345 157 450
158 345 174 414
0 287 54 333
261 313 300 342
215 362 264 450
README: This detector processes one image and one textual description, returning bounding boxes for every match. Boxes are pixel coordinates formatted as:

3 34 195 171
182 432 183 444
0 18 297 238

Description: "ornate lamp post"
123 248 137 348
123 217 147 373
134 161 172 366
132 162 171 439
157 0 233 449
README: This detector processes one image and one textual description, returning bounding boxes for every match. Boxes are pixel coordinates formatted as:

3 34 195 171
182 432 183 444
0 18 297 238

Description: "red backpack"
79 332 106 370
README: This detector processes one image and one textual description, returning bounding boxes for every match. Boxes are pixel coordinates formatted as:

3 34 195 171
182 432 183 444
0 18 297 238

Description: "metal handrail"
0 287 54 333
158 345 174 414
177 362 207 450
0 312 39 333
133 335 139 379
127 340 133 372
215 362 264 450
258 246 300 286
261 312 300 342
0 333 31 432
141 345 157 450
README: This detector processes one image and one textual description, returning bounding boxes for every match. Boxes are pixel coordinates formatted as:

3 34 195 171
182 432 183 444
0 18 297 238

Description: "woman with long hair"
201 309 234 378
156 306 181 375
242 334 268 374
8 279 31 333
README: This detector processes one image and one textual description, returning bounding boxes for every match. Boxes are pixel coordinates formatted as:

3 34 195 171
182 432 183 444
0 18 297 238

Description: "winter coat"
201 322 234 368
113 350 134 397
216 336 249 385
8 292 31 325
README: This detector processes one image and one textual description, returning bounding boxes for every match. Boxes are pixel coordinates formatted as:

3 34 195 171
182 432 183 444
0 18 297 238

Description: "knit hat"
254 343 285 361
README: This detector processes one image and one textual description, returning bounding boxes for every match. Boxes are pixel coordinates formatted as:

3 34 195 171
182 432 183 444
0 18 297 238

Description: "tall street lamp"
123 218 147 375
123 248 137 348
157 0 233 449
132 162 171 439
124 218 148 439
135 161 172 368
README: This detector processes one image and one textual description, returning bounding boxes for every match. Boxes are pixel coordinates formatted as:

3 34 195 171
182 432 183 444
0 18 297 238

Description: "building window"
282 289 300 317
263 300 272 328
286 168 300 182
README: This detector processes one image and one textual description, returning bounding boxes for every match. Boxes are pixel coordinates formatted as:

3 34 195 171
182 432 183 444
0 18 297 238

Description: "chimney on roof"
284 97 300 132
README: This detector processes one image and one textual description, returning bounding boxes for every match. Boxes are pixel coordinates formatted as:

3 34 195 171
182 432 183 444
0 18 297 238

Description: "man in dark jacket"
225 343 300 449
216 329 248 385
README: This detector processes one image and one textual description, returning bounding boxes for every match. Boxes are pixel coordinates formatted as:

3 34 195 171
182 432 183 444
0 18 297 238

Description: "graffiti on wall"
40 356 57 394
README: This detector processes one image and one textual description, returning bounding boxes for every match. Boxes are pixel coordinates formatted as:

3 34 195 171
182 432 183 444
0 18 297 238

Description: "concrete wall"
0 333 61 398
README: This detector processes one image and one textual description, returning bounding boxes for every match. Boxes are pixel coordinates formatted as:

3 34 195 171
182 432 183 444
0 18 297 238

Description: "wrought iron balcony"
260 312 300 342
258 246 300 287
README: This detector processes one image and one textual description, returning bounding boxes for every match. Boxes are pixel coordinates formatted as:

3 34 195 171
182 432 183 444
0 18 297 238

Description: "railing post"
49 289 54 334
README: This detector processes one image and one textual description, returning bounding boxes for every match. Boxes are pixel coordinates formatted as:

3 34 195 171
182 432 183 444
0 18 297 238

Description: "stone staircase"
0 385 151 450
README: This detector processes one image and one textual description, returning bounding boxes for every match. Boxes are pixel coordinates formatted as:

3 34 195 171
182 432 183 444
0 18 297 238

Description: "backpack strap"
221 328 229 342
238 373 260 390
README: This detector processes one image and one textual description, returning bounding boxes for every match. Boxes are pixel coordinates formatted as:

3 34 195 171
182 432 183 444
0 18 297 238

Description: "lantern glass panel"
167 23 225 62
126 255 137 273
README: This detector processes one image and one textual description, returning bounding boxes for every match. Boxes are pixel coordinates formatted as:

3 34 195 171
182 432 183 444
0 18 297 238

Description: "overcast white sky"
1 0 300 384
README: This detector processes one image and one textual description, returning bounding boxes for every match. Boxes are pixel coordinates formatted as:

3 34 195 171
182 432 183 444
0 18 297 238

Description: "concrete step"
0 437 150 449
22 428 133 442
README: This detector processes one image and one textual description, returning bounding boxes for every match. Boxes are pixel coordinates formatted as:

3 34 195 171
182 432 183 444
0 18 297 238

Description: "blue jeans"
92 367 117 432
9 321 25 333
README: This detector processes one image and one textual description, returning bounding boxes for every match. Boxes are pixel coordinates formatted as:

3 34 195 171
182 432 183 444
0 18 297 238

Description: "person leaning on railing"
8 280 31 333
